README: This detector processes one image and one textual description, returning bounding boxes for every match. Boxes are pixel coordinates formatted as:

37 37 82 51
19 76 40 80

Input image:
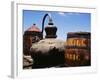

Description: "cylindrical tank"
65 32 91 66
23 24 42 55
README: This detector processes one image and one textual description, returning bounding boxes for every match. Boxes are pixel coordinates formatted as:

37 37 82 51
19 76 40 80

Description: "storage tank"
23 24 42 55
30 14 66 68
65 32 91 66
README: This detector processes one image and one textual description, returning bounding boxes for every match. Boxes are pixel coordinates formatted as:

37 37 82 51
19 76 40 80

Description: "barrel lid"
67 32 90 38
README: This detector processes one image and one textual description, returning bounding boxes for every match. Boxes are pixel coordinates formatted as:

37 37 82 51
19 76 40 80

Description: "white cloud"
58 12 65 16
66 12 82 15
58 12 82 16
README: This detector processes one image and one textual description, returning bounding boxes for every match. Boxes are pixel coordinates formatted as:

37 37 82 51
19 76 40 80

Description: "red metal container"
23 24 42 55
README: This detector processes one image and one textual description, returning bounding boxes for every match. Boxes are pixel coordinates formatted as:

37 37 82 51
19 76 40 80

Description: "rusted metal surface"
23 24 42 55
30 39 66 68
65 32 91 66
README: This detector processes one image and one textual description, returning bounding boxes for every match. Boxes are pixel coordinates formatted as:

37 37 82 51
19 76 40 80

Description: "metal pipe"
42 13 52 38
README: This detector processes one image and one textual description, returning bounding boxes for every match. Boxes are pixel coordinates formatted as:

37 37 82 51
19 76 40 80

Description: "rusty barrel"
65 32 91 66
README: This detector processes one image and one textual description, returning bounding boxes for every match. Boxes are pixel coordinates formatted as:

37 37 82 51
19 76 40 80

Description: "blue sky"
23 10 91 40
